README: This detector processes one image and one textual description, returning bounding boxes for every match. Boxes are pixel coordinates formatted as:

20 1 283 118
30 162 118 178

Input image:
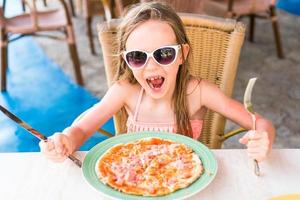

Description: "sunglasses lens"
126 51 147 68
153 47 176 65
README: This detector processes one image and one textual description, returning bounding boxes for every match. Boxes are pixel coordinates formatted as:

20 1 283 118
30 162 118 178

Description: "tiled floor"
35 6 300 148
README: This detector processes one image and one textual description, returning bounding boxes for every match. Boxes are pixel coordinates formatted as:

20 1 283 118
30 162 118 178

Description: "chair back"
113 0 140 17
0 0 83 91
17 0 72 31
81 0 105 17
203 0 273 18
97 14 245 148
202 0 284 59
141 0 205 14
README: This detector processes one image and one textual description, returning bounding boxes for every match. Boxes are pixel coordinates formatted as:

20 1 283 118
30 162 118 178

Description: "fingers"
239 130 254 145
240 131 270 162
53 134 67 155
247 149 268 162
239 130 265 144
239 135 248 145
39 133 73 163
248 131 263 141
39 139 51 152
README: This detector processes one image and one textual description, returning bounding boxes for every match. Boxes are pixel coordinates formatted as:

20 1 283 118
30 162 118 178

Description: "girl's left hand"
239 130 270 162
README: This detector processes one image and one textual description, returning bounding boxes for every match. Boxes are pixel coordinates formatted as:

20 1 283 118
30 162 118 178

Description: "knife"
243 78 260 176
0 105 82 168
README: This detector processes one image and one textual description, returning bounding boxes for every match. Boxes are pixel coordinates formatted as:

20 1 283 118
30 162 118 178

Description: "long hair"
115 2 193 137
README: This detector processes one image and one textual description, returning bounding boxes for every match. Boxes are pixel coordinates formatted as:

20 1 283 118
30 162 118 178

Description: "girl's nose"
144 56 160 70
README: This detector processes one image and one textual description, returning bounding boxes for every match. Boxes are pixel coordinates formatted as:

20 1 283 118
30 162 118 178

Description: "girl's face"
124 20 189 100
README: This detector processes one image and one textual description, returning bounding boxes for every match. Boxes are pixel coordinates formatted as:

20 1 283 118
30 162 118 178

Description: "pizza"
95 137 203 196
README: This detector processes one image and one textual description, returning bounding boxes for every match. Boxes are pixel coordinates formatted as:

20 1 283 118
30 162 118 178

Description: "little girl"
40 2 275 163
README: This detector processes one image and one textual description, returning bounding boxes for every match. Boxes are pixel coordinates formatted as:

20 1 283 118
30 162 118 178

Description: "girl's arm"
66 81 129 149
200 80 275 161
39 81 130 162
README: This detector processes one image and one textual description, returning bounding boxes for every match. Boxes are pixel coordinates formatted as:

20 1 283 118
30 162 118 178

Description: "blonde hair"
115 2 193 137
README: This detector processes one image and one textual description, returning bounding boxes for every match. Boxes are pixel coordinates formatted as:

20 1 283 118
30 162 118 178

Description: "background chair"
95 14 246 148
203 0 284 58
77 0 106 55
113 0 142 17
76 0 135 55
23 0 76 16
21 0 48 12
0 0 83 91
140 0 206 14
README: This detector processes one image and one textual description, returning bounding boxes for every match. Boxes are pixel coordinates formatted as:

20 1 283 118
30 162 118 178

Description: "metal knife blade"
0 105 82 168
243 78 260 176
0 105 48 141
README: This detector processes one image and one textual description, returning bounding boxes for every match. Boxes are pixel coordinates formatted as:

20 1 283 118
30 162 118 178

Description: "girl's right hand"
39 133 75 163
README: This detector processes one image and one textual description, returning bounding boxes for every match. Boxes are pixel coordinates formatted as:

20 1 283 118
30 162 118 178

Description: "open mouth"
146 76 165 90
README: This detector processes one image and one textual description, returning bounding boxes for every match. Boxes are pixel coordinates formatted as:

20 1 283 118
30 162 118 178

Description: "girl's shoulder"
110 80 140 98
186 77 220 106
187 77 218 95
187 77 202 95
186 77 222 113
110 80 141 113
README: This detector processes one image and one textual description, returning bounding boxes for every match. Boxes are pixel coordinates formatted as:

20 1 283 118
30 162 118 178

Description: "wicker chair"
89 14 247 149
0 0 83 91
203 0 284 58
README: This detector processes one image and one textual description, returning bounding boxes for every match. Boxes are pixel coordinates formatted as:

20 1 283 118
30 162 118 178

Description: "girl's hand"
39 133 75 163
239 130 270 162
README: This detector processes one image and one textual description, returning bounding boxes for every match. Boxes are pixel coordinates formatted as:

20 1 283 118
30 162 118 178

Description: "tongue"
151 78 163 88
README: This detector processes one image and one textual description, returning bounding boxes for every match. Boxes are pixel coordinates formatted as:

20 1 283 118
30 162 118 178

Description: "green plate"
82 131 218 200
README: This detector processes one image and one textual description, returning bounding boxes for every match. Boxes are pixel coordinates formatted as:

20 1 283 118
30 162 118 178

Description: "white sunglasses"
123 45 181 69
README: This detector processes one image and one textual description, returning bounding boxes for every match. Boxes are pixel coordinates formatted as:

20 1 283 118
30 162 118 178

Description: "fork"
243 77 260 176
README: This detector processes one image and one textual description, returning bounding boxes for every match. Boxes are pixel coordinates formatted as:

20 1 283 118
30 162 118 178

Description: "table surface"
0 149 299 200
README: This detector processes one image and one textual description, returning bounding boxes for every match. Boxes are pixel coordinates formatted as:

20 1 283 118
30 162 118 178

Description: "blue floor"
277 0 300 16
0 37 114 152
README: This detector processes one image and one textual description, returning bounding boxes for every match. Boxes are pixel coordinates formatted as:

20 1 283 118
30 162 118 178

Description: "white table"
0 149 299 200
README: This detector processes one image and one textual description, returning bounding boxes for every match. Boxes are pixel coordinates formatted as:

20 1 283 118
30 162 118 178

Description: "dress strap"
133 88 144 121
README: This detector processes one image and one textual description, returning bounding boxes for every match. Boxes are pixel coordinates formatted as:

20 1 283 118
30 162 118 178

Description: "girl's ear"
179 43 190 64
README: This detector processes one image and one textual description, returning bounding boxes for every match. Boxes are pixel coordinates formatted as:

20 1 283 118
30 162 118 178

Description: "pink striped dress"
126 89 203 140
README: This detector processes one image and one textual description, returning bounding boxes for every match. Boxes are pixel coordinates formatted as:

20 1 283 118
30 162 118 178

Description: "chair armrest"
97 128 114 138
221 127 246 141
